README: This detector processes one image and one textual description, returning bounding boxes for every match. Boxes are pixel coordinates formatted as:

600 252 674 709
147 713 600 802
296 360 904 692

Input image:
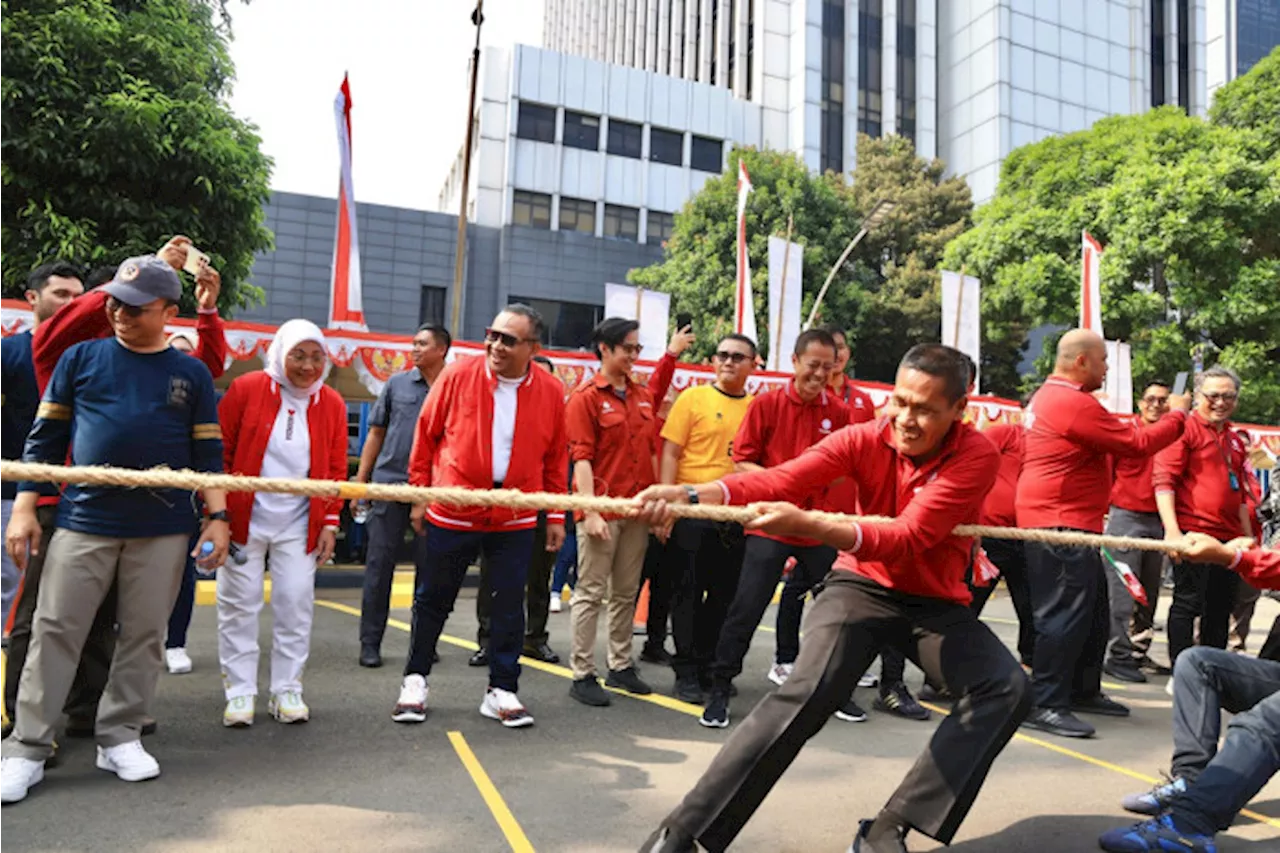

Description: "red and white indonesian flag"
1080 230 1103 337
329 74 367 331
735 159 758 345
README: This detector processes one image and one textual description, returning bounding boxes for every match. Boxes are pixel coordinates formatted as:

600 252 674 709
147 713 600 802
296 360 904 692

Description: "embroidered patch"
168 376 192 408
119 262 140 282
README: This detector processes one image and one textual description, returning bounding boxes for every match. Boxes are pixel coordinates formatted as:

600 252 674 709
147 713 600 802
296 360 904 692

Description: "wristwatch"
207 510 230 523
683 485 700 504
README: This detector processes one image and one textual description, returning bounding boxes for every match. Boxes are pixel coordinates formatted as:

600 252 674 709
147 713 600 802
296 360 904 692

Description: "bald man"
1017 330 1190 739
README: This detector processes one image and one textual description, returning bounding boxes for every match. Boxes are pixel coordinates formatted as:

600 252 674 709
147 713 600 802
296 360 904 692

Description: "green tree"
2 0 273 313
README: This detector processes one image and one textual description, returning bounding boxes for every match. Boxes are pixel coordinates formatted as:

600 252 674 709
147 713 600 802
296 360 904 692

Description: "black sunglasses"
485 327 536 348
106 296 161 318
712 350 751 364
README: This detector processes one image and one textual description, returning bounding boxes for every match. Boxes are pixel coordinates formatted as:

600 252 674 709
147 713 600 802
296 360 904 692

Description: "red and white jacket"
218 371 348 551
408 355 568 531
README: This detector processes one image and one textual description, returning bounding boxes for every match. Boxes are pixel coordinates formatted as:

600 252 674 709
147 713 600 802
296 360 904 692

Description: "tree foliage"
1 0 273 313
944 46 1280 423
629 136 972 379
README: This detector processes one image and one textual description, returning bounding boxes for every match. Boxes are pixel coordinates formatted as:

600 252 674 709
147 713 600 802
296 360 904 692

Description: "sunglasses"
615 343 643 356
1141 395 1170 405
1202 392 1238 404
712 350 752 364
106 296 162 318
485 328 536 348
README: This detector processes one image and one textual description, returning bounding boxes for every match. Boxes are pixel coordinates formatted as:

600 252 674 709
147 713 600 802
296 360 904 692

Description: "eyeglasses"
485 328 536 348
1202 392 1238 404
712 350 752 364
1141 395 1170 406
287 351 327 367
615 343 643 356
106 296 162 318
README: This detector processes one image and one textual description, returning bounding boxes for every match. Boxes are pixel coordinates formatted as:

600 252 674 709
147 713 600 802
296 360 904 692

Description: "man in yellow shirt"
657 334 756 703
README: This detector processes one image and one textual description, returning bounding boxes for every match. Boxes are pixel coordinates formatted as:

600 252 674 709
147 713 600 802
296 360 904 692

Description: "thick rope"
0 460 1189 555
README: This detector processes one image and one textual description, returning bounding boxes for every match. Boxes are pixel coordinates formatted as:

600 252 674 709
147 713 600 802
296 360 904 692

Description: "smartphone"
1172 372 1189 396
675 312 694 332
183 246 210 276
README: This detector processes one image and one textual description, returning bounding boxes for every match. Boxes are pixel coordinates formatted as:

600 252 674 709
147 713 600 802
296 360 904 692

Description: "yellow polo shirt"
661 384 754 484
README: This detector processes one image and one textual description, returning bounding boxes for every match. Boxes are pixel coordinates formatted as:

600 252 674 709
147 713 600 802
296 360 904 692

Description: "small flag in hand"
973 547 1001 587
1102 549 1149 606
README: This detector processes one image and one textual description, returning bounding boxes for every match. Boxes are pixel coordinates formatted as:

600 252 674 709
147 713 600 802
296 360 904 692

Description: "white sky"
225 0 545 211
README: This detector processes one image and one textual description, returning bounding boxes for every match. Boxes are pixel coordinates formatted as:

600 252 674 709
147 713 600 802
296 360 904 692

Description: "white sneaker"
858 671 879 689
480 687 534 728
392 675 429 723
223 696 255 727
767 662 794 686
165 647 193 674
1 757 45 803
95 741 160 782
268 691 310 724
1166 678 1175 697
549 596 562 613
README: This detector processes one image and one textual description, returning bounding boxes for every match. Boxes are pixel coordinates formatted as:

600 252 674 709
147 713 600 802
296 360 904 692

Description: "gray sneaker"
1121 774 1187 815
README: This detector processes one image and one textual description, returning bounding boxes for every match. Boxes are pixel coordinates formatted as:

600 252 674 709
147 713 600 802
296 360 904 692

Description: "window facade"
647 211 676 243
896 0 916 144
857 0 883 138
691 136 723 172
1151 0 1167 106
512 190 552 229
607 119 643 158
516 102 555 143
420 285 447 327
562 110 600 150
558 196 596 234
508 295 602 349
1177 0 1189 111
1238 0 1280 76
649 127 684 165
603 204 640 241
820 0 846 173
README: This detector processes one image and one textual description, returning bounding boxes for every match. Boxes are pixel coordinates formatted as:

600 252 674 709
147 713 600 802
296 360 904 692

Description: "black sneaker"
834 699 868 722
1103 659 1147 683
468 647 489 667
640 645 672 665
359 644 383 668
1138 655 1172 676
849 818 909 853
570 676 612 707
700 690 730 728
918 683 953 702
606 666 653 695
674 676 705 705
522 642 561 664
874 683 931 721
1023 706 1095 738
1071 693 1130 717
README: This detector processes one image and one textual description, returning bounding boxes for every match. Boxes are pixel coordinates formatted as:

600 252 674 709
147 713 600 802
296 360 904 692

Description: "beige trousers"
569 518 649 679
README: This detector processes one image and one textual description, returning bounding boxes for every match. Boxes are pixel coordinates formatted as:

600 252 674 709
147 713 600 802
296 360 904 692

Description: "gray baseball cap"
102 255 182 306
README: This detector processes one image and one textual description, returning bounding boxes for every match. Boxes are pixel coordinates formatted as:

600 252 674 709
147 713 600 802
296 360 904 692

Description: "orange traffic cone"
634 580 650 632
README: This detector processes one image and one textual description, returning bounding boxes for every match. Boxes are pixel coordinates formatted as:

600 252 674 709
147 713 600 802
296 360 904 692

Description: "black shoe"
873 683 931 721
1072 693 1130 717
850 818 909 853
1103 659 1147 683
468 647 489 667
522 642 561 664
570 675 612 707
1023 706 1095 738
359 644 383 668
674 676 705 705
639 825 696 853
606 666 653 695
699 690 730 728
1138 655 1172 676
640 645 672 665
917 683 953 702
834 699 868 722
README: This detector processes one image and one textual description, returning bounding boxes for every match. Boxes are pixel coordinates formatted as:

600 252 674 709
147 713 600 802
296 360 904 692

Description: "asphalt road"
2 585 1278 852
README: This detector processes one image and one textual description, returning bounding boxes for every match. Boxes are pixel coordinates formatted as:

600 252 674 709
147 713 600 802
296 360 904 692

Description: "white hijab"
264 318 331 398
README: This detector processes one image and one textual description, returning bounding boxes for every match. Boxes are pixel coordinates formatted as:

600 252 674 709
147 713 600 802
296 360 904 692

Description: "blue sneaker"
1121 775 1187 815
1098 814 1216 853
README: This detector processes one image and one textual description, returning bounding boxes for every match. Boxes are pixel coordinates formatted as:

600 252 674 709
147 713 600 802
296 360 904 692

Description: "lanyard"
1213 428 1243 493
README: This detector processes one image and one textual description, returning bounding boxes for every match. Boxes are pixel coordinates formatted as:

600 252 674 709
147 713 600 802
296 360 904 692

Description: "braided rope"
0 460 1189 555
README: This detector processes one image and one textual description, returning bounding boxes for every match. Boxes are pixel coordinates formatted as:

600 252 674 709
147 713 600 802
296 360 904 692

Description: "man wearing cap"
1 256 229 804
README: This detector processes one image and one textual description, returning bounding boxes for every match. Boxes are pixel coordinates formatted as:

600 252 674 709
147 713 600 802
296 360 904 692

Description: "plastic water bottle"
352 500 370 524
197 540 217 576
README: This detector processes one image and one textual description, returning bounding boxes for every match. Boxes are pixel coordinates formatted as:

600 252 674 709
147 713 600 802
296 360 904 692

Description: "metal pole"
450 0 485 337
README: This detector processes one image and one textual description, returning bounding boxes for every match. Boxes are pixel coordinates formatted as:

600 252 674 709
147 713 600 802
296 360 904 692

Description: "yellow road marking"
447 730 536 853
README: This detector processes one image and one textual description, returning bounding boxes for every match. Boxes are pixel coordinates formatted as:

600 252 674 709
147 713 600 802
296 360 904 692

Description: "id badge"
1228 471 1239 491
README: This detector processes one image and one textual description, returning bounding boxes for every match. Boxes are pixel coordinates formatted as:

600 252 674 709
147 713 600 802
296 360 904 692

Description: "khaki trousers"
4 528 187 759
569 519 649 679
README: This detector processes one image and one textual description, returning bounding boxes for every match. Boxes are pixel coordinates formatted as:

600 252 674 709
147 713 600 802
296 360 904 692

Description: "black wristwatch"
207 510 230 523
683 485 700 504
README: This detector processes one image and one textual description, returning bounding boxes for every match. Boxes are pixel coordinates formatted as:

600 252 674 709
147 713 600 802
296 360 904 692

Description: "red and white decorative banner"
1080 230 1103 336
329 74 367 331
735 158 758 345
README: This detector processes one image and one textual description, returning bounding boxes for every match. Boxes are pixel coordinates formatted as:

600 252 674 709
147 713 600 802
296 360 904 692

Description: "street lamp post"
803 199 897 331
449 0 484 338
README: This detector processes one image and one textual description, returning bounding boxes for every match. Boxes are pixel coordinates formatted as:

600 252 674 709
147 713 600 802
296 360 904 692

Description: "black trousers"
1026 539 1109 709
642 535 672 652
477 517 556 649
710 536 834 689
359 500 426 649
968 537 1036 666
4 506 116 726
1168 561 1241 665
662 573 1031 850
666 519 745 681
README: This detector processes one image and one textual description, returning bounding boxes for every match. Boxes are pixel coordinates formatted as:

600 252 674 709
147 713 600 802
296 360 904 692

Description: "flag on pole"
735 159 758 345
329 73 367 331
1080 230 1103 336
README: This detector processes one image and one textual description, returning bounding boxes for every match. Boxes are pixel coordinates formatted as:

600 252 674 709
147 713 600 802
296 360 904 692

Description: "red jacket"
408 355 568 531
218 372 348 551
732 384 851 545
1017 376 1186 532
1152 412 1250 540
1236 548 1280 590
565 371 657 508
1109 421 1165 514
720 418 998 605
979 423 1023 528
647 351 678 455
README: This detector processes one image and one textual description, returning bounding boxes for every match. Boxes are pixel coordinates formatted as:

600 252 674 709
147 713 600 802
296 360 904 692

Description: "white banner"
1101 340 1133 415
766 235 804 372
604 283 671 359
940 270 981 392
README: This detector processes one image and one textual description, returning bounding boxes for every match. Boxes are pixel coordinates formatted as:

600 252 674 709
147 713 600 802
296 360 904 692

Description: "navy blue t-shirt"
1 331 37 500
22 338 224 537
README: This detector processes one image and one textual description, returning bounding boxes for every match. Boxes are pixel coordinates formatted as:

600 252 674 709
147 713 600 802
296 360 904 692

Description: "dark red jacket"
565 371 657 508
979 423 1023 528
408 355 568 531
1017 376 1186 532
720 418 998 605
1152 412 1250 540
1109 421 1165 514
218 372 348 551
647 351 678 455
1237 548 1280 589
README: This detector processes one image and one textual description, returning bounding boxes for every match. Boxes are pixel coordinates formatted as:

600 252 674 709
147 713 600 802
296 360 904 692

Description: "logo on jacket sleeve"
168 376 192 409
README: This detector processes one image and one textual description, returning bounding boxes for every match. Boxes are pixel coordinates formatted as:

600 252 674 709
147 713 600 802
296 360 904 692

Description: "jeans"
406 523 535 692
477 516 556 649
1168 561 1240 665
166 533 199 649
667 520 745 681
1026 539 1109 709
1167 647 1280 834
969 537 1035 665
1102 509 1167 666
551 531 578 597
360 500 426 649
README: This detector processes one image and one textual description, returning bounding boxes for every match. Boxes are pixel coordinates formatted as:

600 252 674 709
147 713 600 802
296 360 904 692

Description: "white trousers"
217 522 316 699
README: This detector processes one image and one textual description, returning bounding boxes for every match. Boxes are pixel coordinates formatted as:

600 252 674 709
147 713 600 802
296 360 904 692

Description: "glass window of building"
603 204 640 241
558 197 596 234
607 119 643 158
650 127 684 165
420 285 447 327
858 0 883 138
1176 0 1189 112
516 102 556 143
820 0 846 173
896 0 916 144
512 190 552 229
691 136 724 172
1151 0 1167 106
563 111 600 151
647 210 676 243
1238 0 1280 76
508 295 602 349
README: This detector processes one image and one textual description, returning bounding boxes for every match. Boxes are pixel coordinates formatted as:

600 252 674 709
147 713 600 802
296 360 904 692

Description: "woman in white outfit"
216 319 348 725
